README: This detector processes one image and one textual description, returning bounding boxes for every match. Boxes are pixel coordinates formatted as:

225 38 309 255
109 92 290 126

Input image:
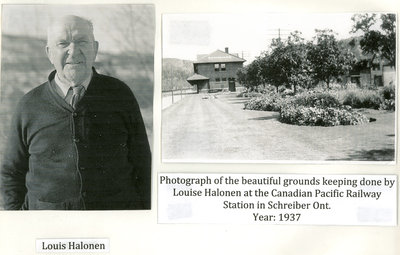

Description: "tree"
308 29 354 89
351 13 396 66
237 57 264 92
246 57 265 91
236 67 248 89
262 32 312 94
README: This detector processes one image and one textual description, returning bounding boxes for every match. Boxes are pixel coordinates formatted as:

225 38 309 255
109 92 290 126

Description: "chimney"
225 47 229 53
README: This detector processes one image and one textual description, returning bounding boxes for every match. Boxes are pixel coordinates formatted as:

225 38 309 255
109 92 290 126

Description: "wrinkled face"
46 17 98 85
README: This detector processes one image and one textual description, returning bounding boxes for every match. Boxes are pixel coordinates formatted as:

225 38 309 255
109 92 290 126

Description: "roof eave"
194 60 246 64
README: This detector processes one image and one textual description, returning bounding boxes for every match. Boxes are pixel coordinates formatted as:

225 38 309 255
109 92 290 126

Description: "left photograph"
0 4 154 210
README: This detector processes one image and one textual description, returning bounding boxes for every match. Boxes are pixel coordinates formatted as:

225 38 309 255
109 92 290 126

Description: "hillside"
338 36 370 61
162 58 194 91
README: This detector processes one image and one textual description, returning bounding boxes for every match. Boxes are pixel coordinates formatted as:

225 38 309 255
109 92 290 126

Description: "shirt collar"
54 71 92 98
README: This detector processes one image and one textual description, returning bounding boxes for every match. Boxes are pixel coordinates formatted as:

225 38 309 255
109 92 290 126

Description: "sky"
162 13 368 63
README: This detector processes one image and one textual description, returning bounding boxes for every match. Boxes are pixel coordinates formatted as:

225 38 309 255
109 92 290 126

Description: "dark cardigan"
1 69 151 210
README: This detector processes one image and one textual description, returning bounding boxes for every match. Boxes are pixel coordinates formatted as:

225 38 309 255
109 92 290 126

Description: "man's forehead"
48 16 93 40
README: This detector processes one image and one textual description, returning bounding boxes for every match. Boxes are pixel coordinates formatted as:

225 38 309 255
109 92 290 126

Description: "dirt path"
162 93 395 161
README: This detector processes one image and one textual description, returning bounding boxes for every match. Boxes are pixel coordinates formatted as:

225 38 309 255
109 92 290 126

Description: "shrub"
261 85 278 94
329 82 343 91
378 84 395 111
380 99 395 111
237 91 263 98
244 93 283 111
279 104 369 126
344 82 359 90
282 89 295 97
342 89 382 109
292 91 341 108
380 84 395 100
278 85 287 94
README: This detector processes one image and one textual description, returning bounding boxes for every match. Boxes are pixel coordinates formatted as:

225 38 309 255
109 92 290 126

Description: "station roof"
194 50 246 64
187 73 209 81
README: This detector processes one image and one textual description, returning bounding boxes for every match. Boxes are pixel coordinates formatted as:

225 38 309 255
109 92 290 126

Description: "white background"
0 0 399 255
158 174 397 225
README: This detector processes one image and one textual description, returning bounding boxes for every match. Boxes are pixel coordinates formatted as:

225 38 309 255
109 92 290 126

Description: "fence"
162 88 197 109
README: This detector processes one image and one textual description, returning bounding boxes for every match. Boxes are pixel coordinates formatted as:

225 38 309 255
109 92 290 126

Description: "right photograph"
161 13 396 162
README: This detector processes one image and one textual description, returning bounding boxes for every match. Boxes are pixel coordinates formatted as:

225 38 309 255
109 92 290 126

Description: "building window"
372 63 380 71
194 65 198 73
221 63 226 71
214 64 220 71
216 78 220 82
222 78 227 81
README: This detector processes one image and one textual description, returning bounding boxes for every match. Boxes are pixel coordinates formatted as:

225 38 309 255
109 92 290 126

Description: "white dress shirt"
53 71 92 99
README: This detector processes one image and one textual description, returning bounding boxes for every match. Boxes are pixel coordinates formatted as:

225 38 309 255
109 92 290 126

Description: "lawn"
162 92 395 162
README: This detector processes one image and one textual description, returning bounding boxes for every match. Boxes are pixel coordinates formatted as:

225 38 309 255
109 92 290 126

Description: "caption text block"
158 173 397 225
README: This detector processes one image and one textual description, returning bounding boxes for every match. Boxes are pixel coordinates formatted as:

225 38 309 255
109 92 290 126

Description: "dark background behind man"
0 5 155 209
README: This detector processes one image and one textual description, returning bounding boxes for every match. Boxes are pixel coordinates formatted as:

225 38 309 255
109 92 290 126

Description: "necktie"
70 85 85 109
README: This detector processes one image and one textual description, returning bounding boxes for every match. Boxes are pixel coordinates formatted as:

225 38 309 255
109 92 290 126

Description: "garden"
241 83 395 126
236 14 396 127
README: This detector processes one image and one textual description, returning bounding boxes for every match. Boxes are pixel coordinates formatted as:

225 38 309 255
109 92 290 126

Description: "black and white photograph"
162 13 396 162
0 0 398 255
0 4 154 210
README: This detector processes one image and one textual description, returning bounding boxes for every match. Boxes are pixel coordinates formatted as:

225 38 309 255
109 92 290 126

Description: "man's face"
46 17 98 85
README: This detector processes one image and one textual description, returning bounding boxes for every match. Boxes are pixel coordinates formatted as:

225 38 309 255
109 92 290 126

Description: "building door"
196 80 209 93
374 75 383 87
228 78 236 92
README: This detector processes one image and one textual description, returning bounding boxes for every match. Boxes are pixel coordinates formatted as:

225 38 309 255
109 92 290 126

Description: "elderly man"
0 15 151 210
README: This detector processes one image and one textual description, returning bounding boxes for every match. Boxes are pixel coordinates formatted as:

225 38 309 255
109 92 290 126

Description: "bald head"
46 15 98 86
47 15 95 45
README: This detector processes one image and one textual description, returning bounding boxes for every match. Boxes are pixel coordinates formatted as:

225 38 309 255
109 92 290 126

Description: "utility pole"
240 51 250 60
266 28 291 41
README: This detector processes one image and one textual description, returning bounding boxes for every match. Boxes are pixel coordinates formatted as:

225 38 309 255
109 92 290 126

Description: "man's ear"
45 45 53 64
93 41 99 58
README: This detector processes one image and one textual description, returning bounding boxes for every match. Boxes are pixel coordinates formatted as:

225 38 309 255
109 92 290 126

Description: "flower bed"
342 89 382 109
292 91 341 108
244 93 283 111
244 90 371 126
280 104 369 126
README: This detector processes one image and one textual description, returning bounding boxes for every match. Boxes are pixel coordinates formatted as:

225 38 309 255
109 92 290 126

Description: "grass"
162 92 395 161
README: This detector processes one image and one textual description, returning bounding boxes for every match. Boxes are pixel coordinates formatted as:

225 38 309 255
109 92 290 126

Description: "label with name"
36 239 109 253
158 173 397 225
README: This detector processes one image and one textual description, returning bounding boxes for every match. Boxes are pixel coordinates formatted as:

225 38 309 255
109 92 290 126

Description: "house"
344 37 396 87
349 57 396 87
187 47 246 93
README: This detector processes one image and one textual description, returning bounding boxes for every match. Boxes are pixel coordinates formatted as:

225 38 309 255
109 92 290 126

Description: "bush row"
244 91 342 111
237 91 264 98
243 85 395 126
244 85 395 111
292 91 341 108
244 91 372 126
244 93 283 111
279 105 369 126
342 90 382 109
338 85 395 110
